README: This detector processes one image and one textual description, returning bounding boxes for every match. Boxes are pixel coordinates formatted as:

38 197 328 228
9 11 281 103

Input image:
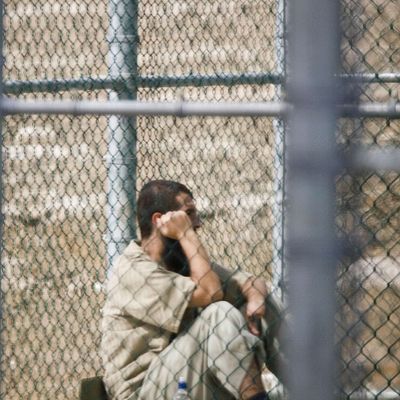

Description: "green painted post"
106 0 138 270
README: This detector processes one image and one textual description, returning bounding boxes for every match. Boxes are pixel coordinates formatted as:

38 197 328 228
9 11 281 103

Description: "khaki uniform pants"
134 301 266 400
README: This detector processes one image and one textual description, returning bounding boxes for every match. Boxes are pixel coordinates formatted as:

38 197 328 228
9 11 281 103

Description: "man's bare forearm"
242 276 268 302
179 229 223 306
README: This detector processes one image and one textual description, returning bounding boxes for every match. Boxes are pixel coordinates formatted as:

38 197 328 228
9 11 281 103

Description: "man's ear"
151 212 162 228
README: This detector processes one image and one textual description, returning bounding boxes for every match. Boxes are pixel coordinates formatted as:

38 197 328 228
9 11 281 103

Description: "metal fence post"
272 0 286 298
285 0 342 399
107 0 138 270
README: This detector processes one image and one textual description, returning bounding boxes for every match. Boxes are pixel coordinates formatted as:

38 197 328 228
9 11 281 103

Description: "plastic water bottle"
172 376 190 400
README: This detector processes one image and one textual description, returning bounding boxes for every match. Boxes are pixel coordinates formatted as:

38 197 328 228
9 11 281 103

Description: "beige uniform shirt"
100 241 251 400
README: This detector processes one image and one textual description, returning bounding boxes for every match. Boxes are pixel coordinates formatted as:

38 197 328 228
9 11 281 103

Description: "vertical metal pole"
107 0 138 270
272 0 286 298
285 0 341 399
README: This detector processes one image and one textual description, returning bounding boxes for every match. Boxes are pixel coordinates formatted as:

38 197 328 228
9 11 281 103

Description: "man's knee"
202 300 235 315
199 301 245 327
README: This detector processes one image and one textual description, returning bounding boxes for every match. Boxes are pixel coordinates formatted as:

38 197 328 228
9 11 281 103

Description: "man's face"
161 192 202 275
175 192 202 231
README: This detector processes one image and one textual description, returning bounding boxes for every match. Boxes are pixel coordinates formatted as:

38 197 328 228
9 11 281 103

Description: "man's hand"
156 210 193 240
245 296 266 336
242 277 268 336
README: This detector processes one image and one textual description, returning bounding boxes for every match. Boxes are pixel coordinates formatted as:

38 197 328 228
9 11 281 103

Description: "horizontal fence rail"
2 98 400 118
3 72 400 95
3 73 284 94
1 98 287 117
346 146 400 172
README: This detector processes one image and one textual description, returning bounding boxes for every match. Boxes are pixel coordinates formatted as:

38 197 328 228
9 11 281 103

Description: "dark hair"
137 180 193 239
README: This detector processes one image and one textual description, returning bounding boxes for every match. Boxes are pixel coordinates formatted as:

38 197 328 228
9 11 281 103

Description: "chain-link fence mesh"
338 0 400 398
2 0 284 398
1 0 400 399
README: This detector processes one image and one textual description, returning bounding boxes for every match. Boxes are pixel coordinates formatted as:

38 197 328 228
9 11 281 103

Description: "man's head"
137 180 196 239
137 180 202 275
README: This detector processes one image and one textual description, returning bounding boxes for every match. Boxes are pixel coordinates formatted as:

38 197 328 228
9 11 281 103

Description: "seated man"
101 180 285 400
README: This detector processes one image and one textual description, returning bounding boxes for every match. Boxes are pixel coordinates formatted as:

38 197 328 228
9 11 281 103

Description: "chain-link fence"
338 0 400 397
1 0 399 399
2 0 285 398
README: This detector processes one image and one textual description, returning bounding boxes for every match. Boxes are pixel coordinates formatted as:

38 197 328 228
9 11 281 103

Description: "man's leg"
137 301 266 400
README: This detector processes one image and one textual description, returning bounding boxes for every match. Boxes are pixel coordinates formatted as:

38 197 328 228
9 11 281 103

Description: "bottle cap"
178 376 187 389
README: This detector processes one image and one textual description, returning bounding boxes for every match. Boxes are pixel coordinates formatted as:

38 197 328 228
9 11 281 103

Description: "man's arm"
210 263 269 336
157 210 223 307
180 229 224 307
